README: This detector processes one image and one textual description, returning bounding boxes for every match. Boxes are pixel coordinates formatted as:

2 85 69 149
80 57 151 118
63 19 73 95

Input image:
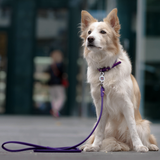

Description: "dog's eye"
88 31 91 34
100 30 106 34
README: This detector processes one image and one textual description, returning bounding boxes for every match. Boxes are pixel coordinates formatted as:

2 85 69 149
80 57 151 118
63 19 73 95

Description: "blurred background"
0 0 159 120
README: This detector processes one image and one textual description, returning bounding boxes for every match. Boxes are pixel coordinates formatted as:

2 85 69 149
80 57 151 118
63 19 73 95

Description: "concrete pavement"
0 116 160 160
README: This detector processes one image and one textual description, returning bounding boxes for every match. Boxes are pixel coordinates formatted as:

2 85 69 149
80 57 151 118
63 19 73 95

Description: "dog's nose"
88 36 95 43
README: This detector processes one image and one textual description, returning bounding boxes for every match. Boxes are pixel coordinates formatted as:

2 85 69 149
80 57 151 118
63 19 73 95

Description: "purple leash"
1 86 105 153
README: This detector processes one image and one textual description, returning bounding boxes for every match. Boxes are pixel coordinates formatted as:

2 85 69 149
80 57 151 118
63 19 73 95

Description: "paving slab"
0 116 160 160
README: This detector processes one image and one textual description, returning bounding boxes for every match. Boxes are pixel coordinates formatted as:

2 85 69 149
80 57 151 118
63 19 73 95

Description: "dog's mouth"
88 44 95 47
87 44 102 49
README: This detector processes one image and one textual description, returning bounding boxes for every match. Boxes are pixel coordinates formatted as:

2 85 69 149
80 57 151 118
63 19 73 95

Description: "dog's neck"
85 49 121 70
97 60 121 72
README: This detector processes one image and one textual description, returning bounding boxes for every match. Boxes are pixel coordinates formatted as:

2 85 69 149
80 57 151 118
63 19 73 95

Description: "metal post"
135 0 146 117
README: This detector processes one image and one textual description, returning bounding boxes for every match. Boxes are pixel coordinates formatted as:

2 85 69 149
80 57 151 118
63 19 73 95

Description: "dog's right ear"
81 10 97 32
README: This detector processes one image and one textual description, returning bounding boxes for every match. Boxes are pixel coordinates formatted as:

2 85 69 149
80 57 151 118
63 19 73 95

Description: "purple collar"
98 60 121 72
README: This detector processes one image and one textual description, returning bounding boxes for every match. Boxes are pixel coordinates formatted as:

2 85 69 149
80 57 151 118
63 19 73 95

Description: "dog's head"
80 9 121 60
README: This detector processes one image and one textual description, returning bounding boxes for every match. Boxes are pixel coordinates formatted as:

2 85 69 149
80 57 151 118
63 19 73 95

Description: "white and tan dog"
80 8 159 152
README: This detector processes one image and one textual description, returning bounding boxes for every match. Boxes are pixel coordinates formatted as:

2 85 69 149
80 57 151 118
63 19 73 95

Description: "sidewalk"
0 116 160 160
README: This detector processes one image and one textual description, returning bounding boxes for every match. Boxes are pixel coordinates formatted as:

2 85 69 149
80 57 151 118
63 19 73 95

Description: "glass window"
0 7 11 27
0 7 11 114
144 0 160 120
136 0 160 120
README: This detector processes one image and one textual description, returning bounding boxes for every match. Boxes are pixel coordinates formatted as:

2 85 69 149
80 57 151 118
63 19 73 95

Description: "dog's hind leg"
100 137 130 152
136 120 159 151
148 135 159 151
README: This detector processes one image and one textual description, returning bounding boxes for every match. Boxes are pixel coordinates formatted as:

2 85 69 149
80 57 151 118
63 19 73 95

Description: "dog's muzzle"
88 36 94 43
87 36 95 47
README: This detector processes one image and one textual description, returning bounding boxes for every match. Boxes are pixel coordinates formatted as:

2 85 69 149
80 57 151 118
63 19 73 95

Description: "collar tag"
99 72 105 84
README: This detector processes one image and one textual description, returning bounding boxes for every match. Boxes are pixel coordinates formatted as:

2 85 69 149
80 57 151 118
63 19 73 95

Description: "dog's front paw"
134 145 149 152
83 145 100 152
80 144 91 151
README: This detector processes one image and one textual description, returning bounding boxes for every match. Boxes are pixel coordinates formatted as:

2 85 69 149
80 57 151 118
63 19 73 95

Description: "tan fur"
101 137 130 152
103 8 120 37
81 10 97 40
130 74 142 121
149 134 157 145
80 9 159 152
82 118 158 152
81 10 120 58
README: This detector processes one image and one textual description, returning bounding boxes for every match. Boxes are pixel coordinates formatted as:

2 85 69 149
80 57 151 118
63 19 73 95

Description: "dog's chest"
88 70 122 116
88 66 114 79
91 83 121 118
88 69 118 90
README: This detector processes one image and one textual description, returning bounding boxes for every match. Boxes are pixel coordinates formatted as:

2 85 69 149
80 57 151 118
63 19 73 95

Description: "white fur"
81 16 159 152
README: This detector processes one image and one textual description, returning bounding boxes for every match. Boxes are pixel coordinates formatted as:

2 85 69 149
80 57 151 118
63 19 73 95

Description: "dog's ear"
103 8 120 35
81 10 97 31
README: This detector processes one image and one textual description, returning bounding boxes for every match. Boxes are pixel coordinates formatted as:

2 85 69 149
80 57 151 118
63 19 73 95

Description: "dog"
80 8 159 152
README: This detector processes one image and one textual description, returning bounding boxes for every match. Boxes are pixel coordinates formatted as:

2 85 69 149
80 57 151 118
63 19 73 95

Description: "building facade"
0 0 160 120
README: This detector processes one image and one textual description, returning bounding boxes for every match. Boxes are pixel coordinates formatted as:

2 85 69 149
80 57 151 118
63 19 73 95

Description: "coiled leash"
2 86 105 153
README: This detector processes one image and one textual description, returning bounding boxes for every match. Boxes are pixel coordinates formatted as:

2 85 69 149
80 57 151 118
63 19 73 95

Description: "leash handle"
2 141 48 152
1 141 81 153
1 86 104 153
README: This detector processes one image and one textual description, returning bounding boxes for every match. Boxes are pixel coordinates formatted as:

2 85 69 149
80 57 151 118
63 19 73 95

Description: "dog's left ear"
104 8 120 35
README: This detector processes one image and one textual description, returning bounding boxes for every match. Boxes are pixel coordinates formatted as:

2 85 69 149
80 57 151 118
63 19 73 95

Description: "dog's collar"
97 60 121 72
